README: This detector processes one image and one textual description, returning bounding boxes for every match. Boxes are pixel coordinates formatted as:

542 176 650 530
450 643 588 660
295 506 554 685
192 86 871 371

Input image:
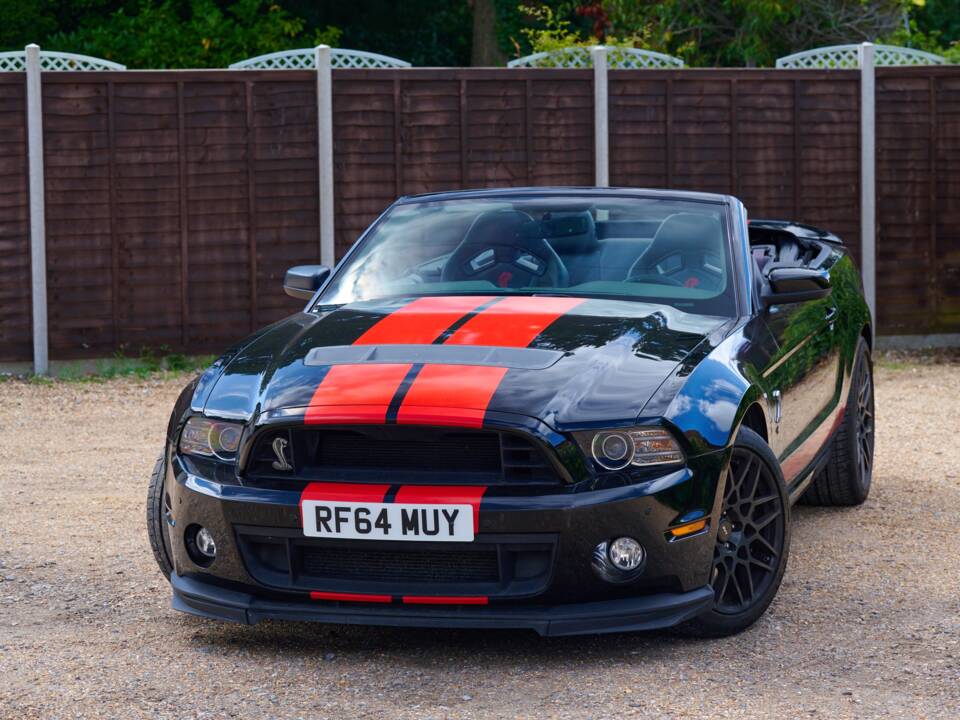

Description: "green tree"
40 0 339 69
514 1 922 67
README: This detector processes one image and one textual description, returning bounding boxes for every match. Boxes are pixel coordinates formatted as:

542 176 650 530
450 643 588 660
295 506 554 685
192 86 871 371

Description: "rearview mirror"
284 265 331 300
761 267 831 306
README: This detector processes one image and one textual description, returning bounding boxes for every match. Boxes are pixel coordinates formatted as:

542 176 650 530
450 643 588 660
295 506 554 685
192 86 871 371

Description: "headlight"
590 428 684 470
179 417 243 462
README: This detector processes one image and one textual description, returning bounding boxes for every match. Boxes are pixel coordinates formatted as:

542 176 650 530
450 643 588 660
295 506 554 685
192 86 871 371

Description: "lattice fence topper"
0 49 125 71
776 44 947 69
508 46 684 69
230 47 410 70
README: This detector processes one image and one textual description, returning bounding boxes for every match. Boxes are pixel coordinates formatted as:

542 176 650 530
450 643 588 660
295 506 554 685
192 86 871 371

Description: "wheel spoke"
752 533 778 558
731 571 746 605
739 563 755 603
751 509 781 532
750 493 778 509
748 555 775 572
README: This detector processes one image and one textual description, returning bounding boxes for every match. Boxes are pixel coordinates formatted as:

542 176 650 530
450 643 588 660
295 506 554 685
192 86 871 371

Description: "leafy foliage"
518 3 649 61
517 1 917 67
882 0 960 62
0 0 956 68
42 0 340 69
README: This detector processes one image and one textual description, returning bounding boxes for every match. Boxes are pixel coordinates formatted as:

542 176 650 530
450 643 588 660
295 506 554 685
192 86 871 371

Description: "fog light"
608 536 644 571
591 537 646 584
185 524 216 567
196 527 217 558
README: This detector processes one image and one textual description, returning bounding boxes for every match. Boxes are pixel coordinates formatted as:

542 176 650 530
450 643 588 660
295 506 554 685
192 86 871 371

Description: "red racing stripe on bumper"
310 591 392 603
353 295 495 345
397 364 508 429
304 363 412 424
300 482 391 504
299 482 390 525
402 596 489 605
393 485 487 533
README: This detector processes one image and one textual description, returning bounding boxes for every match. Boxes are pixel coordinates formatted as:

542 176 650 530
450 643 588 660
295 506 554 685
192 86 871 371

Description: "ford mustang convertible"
148 188 874 637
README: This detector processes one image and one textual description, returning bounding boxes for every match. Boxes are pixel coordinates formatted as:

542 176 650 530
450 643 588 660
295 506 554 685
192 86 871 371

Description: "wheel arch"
739 401 769 444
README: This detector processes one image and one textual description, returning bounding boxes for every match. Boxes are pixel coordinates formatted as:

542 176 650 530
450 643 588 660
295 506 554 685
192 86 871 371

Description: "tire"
146 452 174 580
679 426 791 638
801 337 875 507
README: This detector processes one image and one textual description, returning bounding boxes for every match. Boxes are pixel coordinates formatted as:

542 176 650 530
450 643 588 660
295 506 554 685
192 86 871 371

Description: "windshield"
318 195 737 316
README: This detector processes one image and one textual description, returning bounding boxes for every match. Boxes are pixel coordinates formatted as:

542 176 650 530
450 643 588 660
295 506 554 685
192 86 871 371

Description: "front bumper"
172 571 714 636
163 445 728 632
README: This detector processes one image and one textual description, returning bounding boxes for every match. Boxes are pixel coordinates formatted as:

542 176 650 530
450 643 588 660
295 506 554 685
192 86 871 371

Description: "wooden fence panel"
0 75 30 362
111 80 183 353
37 71 317 359
876 71 936 333
249 75 321 327
933 73 960 331
43 79 113 357
797 77 861 267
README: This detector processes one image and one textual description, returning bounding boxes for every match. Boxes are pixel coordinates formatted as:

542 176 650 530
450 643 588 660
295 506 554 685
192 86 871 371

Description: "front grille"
246 425 561 485
301 545 500 583
316 429 501 474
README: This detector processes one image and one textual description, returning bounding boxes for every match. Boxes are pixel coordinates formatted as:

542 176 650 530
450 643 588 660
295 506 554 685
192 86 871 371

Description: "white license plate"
302 500 474 542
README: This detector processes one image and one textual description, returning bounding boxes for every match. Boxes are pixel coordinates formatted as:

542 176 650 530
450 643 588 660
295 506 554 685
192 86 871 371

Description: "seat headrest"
644 212 723 266
542 211 598 254
461 209 539 247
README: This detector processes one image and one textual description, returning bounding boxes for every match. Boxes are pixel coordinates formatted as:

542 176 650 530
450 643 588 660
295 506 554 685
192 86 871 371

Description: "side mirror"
761 267 831 307
284 265 331 300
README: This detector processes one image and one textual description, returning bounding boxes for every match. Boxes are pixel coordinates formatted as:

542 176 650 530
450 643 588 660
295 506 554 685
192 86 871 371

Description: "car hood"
200 296 728 429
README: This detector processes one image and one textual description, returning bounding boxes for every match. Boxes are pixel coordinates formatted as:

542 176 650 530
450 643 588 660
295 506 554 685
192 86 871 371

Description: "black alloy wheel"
679 426 790 637
854 351 875 490
712 446 786 614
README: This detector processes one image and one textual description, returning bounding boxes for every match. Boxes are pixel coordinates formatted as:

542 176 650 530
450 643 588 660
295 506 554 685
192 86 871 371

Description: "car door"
761 289 843 484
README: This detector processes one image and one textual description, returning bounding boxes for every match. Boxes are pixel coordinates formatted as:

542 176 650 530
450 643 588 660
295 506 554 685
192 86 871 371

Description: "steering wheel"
626 272 684 287
441 210 569 288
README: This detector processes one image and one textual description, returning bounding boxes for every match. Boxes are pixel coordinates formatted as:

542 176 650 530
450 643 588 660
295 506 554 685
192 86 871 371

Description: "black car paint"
158 187 872 634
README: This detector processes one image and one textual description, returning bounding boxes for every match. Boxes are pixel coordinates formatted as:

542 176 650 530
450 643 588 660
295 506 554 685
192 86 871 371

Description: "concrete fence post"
25 44 48 375
316 45 335 267
859 42 876 335
592 45 609 187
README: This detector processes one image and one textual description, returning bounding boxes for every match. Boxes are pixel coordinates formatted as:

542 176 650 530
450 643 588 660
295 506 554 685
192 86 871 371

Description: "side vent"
500 433 558 484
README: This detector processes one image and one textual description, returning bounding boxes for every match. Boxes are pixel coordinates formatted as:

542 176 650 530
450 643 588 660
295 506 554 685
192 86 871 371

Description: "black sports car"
148 188 874 637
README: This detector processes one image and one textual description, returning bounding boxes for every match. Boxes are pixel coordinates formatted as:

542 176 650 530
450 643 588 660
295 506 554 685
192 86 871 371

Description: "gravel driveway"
1 361 958 719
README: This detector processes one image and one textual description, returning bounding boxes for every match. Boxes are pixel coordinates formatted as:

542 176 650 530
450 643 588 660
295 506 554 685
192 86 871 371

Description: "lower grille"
301 546 500 584
234 526 557 599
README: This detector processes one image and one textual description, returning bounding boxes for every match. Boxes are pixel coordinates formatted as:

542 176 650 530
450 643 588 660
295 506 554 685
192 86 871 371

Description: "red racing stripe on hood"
395 296 584 426
397 364 508 428
353 295 495 345
444 296 584 347
393 485 487 533
304 364 412 424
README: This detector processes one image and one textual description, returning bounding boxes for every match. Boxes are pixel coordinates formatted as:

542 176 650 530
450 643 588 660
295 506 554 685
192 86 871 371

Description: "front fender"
645 318 777 456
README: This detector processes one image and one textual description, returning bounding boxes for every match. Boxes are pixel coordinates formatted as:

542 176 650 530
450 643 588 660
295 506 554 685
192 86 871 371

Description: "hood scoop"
303 344 564 371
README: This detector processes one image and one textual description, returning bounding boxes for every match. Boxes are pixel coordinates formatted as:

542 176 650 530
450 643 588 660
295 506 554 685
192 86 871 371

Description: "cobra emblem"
271 437 292 471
